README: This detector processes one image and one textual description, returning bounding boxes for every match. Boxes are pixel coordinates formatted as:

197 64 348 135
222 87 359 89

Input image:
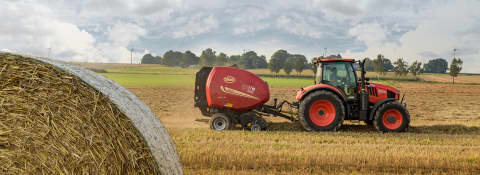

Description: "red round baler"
205 66 269 111
195 66 294 131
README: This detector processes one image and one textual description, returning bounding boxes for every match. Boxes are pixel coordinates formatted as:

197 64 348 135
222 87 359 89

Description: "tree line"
362 54 462 83
141 48 268 69
142 49 463 83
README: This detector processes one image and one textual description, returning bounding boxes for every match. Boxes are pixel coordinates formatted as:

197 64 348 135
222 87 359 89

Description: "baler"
194 58 410 132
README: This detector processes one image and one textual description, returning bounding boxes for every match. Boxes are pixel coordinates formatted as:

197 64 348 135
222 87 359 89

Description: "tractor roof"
314 58 355 64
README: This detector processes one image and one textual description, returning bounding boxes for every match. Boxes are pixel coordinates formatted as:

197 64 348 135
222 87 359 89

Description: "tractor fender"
368 98 396 121
296 84 346 103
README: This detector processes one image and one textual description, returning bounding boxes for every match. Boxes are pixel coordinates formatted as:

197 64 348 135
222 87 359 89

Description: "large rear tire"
209 113 233 130
299 91 345 131
373 102 410 132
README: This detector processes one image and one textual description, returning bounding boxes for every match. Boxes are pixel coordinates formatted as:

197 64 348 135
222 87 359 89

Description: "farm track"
128 82 480 174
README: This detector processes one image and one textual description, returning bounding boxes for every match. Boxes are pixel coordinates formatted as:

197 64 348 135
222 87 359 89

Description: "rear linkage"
255 98 299 122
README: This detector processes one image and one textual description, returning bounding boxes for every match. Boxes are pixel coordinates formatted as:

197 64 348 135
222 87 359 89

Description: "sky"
1 0 479 73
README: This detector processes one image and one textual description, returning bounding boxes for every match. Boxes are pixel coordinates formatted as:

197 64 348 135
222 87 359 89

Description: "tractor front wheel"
299 91 345 131
374 102 410 132
209 113 233 130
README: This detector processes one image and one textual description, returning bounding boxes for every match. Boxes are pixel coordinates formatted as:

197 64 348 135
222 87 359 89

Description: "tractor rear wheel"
299 91 345 131
373 102 410 132
209 113 233 130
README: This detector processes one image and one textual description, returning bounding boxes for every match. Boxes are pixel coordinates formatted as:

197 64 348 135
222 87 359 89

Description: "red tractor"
194 58 410 132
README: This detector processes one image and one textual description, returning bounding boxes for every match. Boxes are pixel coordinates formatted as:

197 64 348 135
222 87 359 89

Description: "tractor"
194 58 410 132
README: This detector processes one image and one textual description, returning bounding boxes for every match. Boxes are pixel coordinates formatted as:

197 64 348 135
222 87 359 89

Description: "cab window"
322 62 357 98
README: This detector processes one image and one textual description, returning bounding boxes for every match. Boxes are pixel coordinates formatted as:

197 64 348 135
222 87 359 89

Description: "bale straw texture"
0 53 160 174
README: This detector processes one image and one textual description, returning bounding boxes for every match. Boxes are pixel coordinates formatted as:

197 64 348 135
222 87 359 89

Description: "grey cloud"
2 0 480 72
322 0 363 16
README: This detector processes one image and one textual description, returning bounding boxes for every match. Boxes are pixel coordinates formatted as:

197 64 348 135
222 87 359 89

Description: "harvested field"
420 74 480 84
127 82 480 174
0 54 159 174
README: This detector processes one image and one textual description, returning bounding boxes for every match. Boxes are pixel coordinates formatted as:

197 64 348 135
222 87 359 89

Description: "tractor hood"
367 82 400 103
296 84 346 101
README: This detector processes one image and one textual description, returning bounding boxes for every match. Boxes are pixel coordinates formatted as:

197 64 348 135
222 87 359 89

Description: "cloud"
1 0 480 73
348 22 388 47
171 14 219 38
276 13 323 38
318 0 365 16
229 6 271 35
343 0 480 73
108 23 146 46
0 1 96 60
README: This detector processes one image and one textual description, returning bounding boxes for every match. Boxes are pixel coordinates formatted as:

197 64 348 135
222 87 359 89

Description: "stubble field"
78 63 480 174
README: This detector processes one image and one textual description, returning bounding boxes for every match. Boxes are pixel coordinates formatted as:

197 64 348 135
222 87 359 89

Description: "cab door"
321 62 358 100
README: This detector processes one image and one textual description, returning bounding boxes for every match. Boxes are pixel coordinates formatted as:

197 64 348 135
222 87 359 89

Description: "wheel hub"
309 100 336 127
213 118 226 130
386 115 396 123
318 110 325 116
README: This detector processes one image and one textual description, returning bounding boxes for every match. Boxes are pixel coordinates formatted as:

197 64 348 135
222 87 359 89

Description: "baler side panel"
206 66 269 111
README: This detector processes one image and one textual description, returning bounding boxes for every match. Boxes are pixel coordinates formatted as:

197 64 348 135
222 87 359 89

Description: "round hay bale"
0 53 182 174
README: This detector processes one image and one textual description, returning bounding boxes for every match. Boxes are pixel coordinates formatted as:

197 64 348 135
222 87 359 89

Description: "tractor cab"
314 59 358 100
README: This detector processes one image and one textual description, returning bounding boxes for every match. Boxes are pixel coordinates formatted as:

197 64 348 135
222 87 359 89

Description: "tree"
228 55 241 65
393 58 408 78
215 52 228 66
271 50 289 68
408 60 423 80
449 58 463 84
199 48 216 66
253 55 268 68
268 57 282 74
373 54 386 79
383 58 394 72
292 54 307 75
326 54 342 58
363 58 374 72
141 54 161 64
424 58 448 73
283 59 293 75
239 51 258 69
180 50 198 67
162 50 183 66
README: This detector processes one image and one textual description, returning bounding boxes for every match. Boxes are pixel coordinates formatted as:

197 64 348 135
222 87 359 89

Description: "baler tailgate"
194 67 212 116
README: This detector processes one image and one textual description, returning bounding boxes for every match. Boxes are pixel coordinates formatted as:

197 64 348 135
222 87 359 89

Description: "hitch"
258 98 298 121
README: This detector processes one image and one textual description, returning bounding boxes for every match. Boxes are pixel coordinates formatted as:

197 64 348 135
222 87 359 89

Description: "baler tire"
252 117 267 131
364 119 374 126
240 112 267 131
373 101 410 132
299 90 345 131
209 113 233 131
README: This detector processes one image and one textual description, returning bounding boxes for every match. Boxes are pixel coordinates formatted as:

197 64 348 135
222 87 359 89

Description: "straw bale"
0 53 181 174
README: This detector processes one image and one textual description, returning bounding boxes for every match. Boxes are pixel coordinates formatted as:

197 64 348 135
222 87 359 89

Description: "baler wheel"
240 112 267 131
373 102 410 132
251 117 267 131
209 113 233 130
299 91 345 131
